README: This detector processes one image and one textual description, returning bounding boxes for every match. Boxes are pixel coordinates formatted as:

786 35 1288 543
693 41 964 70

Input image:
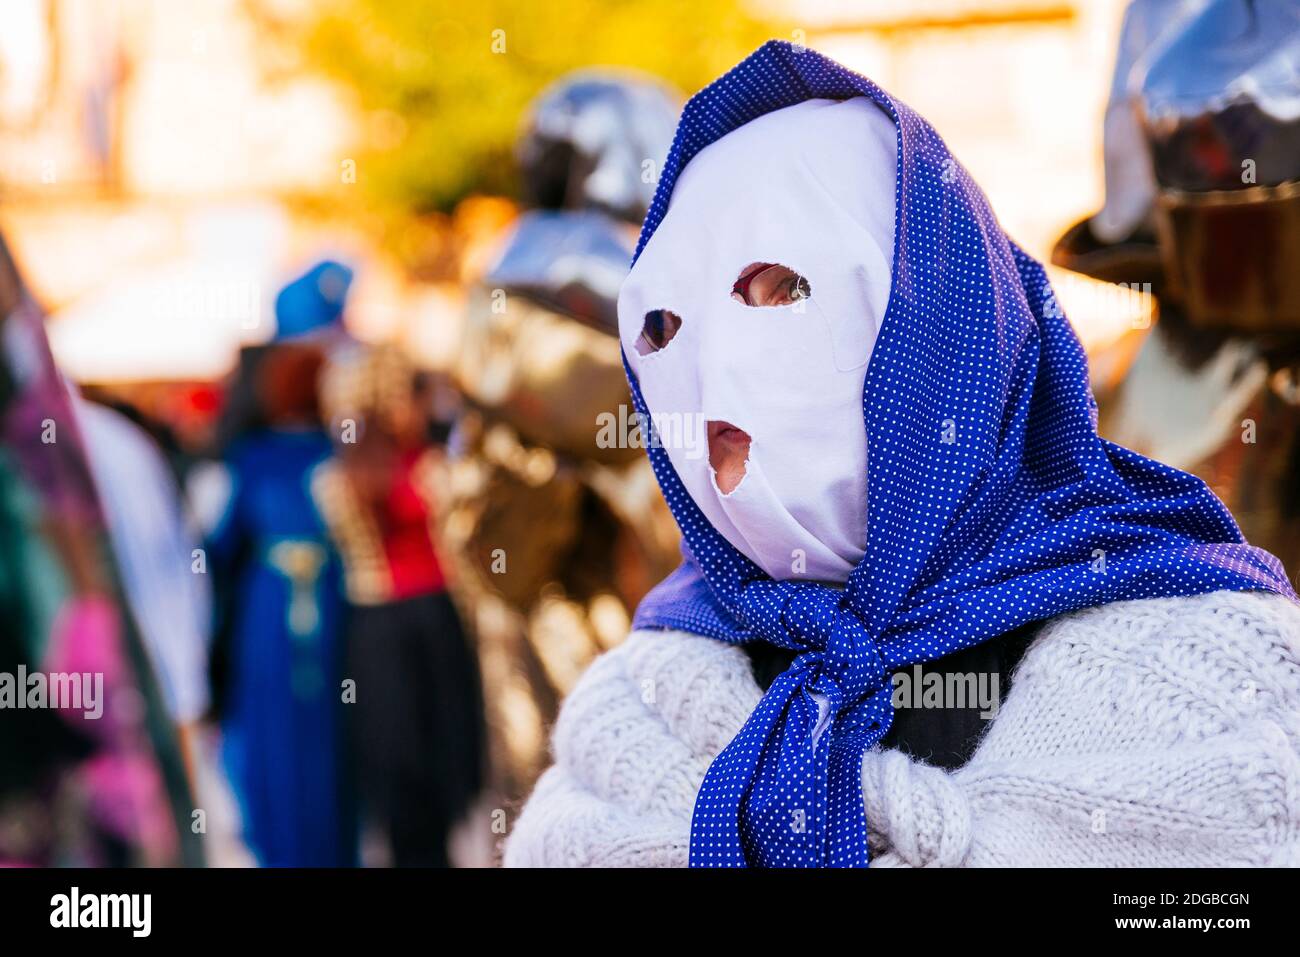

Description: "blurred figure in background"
72 392 212 792
314 343 486 867
1 230 195 867
1054 0 1300 577
445 74 682 788
205 260 356 867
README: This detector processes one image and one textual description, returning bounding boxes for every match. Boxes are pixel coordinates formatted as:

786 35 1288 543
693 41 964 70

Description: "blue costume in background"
210 430 353 866
209 261 357 866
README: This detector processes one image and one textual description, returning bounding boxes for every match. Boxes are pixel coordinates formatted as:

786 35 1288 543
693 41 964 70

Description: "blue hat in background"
273 260 353 341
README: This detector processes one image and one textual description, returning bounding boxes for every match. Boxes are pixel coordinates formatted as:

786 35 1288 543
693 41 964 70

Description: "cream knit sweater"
504 590 1300 867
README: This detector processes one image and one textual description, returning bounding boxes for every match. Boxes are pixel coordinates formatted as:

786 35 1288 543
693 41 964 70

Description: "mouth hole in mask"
635 308 683 355
732 263 811 308
707 419 751 495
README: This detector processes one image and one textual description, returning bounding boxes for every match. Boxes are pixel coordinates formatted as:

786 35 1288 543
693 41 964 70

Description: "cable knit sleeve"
502 628 760 867
864 589 1300 867
505 590 1300 867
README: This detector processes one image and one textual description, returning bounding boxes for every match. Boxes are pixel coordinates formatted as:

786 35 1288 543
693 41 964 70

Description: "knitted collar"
623 41 1296 868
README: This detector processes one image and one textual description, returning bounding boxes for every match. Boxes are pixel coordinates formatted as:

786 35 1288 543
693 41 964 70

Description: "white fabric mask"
619 97 897 583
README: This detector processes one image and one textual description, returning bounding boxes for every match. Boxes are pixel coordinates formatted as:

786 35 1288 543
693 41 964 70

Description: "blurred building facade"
1 0 1141 389
0 0 425 386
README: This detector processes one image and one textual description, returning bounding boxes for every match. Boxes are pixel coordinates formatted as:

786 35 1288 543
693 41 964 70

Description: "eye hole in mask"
636 308 683 355
731 263 811 307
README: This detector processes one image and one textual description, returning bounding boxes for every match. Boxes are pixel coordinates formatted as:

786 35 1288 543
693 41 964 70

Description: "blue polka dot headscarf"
622 41 1297 868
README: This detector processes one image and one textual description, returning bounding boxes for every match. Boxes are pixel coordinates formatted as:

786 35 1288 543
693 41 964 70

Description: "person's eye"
731 263 812 307
635 309 682 355
785 273 811 303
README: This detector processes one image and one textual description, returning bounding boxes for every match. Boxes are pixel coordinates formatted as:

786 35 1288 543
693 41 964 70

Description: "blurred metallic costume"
517 71 680 223
1054 0 1300 577
446 73 681 752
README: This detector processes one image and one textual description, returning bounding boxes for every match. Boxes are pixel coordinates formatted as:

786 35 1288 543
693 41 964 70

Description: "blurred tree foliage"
298 0 778 216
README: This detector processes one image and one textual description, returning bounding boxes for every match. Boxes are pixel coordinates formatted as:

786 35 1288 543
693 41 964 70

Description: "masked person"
206 260 356 867
504 43 1300 868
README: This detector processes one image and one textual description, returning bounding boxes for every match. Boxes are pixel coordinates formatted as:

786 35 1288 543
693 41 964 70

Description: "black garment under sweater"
742 621 1039 771
346 591 487 867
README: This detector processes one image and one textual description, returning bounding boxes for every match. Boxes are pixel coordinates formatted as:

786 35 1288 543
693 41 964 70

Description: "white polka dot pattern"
621 41 1296 868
